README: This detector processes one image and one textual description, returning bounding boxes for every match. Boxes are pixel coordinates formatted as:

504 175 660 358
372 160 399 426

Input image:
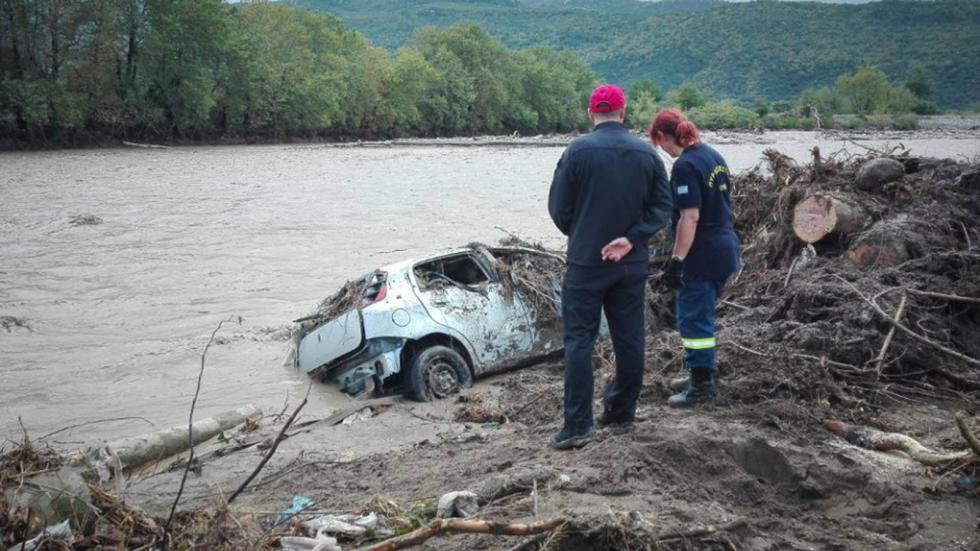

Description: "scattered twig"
287 396 397 437
37 417 155 441
725 341 766 357
362 517 567 551
508 388 553 421
873 292 907 378
494 226 522 241
958 221 972 250
834 276 980 368
905 288 980 305
793 354 862 372
955 414 980 458
228 381 312 504
164 316 239 541
720 299 751 312
784 257 799 288
532 479 538 520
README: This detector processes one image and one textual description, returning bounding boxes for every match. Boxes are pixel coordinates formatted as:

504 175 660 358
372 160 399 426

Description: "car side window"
414 254 489 291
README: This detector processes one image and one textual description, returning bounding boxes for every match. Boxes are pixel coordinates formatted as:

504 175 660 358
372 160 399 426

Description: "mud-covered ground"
112 150 980 550
115 359 979 550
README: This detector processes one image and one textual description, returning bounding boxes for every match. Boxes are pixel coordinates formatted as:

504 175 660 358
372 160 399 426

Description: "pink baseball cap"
589 84 626 113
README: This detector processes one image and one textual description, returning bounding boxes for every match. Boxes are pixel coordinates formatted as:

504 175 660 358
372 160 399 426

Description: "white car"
292 246 565 401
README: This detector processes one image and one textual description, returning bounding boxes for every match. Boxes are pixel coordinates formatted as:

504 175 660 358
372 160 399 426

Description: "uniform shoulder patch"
707 165 729 189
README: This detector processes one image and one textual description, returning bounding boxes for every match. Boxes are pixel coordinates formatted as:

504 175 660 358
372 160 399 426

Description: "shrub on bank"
688 101 759 129
760 115 818 130
891 114 919 130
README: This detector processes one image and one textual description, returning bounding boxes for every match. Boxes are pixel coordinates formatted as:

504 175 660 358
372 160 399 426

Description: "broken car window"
414 254 490 291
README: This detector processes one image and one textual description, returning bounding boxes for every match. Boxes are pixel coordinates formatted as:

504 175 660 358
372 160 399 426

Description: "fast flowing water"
2 131 978 444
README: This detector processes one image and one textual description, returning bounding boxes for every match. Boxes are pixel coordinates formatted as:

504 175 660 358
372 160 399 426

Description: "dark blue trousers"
676 280 725 372
561 262 648 432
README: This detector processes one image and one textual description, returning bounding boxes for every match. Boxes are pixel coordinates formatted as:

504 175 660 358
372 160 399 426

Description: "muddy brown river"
2 131 978 445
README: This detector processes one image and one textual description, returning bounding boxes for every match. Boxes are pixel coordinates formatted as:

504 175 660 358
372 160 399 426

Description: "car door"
412 252 533 375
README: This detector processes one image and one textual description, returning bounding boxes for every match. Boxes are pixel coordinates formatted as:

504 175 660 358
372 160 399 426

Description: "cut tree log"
847 215 929 267
792 193 866 243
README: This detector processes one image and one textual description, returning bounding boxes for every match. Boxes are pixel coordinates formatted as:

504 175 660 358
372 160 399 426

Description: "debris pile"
704 148 980 407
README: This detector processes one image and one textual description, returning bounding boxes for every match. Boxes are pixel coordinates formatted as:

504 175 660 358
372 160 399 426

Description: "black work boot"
595 411 633 433
668 369 718 408
668 370 719 392
550 426 594 450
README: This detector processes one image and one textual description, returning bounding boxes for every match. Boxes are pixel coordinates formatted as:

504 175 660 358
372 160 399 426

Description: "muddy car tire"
407 345 472 402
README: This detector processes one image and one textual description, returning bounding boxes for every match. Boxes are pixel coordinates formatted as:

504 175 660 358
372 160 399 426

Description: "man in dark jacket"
547 84 673 449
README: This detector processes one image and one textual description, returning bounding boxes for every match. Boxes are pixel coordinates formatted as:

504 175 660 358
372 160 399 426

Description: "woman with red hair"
649 109 741 408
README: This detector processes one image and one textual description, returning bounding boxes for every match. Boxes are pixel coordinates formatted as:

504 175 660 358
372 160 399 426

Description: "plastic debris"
278 496 315 523
11 519 74 551
436 490 479 518
280 533 342 551
302 515 366 537
954 475 975 491
353 512 379 531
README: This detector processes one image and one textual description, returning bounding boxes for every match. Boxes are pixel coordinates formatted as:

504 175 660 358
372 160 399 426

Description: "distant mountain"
290 0 980 109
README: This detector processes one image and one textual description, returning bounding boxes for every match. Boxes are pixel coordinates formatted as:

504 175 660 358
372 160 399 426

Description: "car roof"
374 246 562 275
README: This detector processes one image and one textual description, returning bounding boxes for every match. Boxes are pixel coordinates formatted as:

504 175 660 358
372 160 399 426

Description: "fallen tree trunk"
792 193 866 244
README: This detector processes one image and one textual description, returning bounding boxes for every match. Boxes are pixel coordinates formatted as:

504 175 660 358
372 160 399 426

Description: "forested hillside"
293 0 980 109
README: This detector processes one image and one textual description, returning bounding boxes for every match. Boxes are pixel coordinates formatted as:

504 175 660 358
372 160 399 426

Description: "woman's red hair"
648 108 701 148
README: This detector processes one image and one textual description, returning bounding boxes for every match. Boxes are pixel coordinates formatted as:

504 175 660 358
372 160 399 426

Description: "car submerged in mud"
291 245 565 401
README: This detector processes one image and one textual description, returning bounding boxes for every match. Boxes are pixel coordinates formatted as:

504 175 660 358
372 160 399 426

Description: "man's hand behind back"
601 237 633 262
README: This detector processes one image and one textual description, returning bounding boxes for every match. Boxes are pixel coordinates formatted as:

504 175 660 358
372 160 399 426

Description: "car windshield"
414 254 489 290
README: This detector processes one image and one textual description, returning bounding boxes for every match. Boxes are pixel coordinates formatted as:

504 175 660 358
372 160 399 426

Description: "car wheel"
407 345 472 402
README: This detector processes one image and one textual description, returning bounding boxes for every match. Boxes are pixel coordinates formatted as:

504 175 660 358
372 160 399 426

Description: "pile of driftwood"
699 147 980 406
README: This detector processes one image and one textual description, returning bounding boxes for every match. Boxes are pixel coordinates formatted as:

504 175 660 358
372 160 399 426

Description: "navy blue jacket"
670 144 741 282
548 122 672 266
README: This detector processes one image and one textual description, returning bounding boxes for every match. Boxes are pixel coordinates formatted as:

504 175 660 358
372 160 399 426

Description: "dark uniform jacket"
670 143 741 282
548 122 673 267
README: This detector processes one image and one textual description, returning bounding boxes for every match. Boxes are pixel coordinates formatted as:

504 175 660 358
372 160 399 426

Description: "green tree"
835 67 893 114
904 61 933 100
627 80 660 105
672 83 705 111
625 79 659 129
386 50 442 131
796 86 839 117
